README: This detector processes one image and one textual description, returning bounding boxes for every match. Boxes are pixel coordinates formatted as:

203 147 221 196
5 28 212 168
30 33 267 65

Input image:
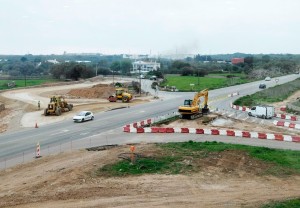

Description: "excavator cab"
183 99 192 106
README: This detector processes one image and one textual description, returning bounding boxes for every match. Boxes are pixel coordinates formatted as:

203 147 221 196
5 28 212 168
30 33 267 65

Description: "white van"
248 105 274 119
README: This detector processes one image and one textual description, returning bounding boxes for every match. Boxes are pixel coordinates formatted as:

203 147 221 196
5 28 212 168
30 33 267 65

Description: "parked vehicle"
259 84 266 89
248 105 274 119
73 111 94 122
149 75 157 80
265 77 271 81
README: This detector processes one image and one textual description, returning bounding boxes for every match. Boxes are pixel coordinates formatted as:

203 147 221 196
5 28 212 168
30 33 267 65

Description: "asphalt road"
0 74 299 164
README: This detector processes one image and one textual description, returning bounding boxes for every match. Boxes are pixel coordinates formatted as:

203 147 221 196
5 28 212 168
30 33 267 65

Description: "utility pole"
96 64 98 76
197 68 200 86
138 66 141 96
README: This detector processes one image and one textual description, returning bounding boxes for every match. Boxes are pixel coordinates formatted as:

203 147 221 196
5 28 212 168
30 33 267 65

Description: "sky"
0 0 300 55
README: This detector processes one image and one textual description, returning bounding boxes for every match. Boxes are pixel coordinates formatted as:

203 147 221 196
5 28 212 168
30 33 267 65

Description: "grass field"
97 141 300 177
0 79 59 90
261 198 300 208
162 74 249 91
234 78 300 106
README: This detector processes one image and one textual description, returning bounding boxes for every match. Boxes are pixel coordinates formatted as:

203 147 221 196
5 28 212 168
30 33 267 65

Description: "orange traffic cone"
35 122 38 128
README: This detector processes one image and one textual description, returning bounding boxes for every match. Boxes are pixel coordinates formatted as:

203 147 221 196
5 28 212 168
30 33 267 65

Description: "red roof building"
231 58 244 64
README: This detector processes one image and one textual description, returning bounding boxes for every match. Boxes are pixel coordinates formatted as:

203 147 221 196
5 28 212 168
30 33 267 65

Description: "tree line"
0 53 299 81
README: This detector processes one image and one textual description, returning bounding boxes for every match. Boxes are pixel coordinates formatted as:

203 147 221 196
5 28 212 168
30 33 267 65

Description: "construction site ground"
0 78 300 207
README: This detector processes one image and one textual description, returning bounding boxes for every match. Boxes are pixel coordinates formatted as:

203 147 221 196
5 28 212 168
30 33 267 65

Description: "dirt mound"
67 84 115 99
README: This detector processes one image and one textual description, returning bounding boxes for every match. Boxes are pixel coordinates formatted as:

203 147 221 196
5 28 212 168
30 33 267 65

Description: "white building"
47 59 59 64
131 61 160 74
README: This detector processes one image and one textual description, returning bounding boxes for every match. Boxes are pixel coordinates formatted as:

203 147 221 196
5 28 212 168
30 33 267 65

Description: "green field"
234 78 300 106
162 74 249 91
261 198 300 208
0 79 59 90
97 141 300 177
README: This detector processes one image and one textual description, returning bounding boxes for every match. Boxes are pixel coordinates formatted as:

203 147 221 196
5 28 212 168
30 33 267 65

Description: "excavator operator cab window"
184 100 192 106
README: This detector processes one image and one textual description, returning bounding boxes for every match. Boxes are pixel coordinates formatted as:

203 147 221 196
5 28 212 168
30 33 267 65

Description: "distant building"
131 61 160 74
123 54 148 60
231 58 244 64
47 59 59 64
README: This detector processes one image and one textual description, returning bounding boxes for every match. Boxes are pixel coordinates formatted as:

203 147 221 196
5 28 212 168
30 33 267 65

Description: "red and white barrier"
230 103 250 112
273 120 300 130
280 106 286 112
274 113 297 121
123 126 300 142
230 103 298 120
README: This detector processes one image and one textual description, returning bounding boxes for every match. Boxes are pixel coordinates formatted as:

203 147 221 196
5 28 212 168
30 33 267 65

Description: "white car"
265 77 271 81
73 111 94 122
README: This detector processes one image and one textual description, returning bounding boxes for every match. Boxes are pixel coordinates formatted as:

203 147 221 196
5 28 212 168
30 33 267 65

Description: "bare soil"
1 144 300 208
0 80 300 208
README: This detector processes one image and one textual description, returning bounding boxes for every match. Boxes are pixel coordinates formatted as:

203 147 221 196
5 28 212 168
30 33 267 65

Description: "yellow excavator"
178 89 209 119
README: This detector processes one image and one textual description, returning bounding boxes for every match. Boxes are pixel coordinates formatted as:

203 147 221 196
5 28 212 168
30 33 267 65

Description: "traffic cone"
35 122 38 128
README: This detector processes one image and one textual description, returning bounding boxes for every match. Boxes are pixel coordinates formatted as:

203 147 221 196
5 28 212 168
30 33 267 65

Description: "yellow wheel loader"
107 87 133 103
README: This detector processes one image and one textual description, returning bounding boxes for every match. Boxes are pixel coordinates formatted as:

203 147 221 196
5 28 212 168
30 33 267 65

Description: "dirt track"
0 78 300 207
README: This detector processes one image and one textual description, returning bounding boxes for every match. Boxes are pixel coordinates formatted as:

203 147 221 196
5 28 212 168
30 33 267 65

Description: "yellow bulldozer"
178 88 209 119
44 96 73 116
107 87 133 103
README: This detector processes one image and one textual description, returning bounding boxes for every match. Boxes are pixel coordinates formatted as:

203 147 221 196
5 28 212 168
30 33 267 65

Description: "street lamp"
197 68 200 86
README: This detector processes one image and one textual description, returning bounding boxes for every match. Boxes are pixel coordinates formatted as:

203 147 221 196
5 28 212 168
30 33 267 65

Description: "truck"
248 105 274 119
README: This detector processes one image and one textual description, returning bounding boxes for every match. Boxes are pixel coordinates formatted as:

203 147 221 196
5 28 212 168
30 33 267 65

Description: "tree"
181 67 194 76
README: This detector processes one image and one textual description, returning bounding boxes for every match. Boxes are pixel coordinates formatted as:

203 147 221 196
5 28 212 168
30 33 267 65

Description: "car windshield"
77 112 87 116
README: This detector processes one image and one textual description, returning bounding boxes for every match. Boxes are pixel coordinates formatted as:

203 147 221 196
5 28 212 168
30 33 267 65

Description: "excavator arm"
178 88 209 119
191 89 208 107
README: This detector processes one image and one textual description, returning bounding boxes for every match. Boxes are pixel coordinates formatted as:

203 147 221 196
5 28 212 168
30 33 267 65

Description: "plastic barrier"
211 129 220 135
242 131 251 138
280 106 286 111
258 133 267 139
242 107 246 111
292 136 300 142
196 129 204 134
166 128 175 133
276 121 285 126
281 114 286 119
181 128 189 133
151 127 159 133
147 119 152 124
133 123 138 128
226 130 235 136
140 121 145 126
291 116 297 121
158 128 166 133
274 134 284 141
136 128 144 133
289 123 296 128
123 127 130 132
